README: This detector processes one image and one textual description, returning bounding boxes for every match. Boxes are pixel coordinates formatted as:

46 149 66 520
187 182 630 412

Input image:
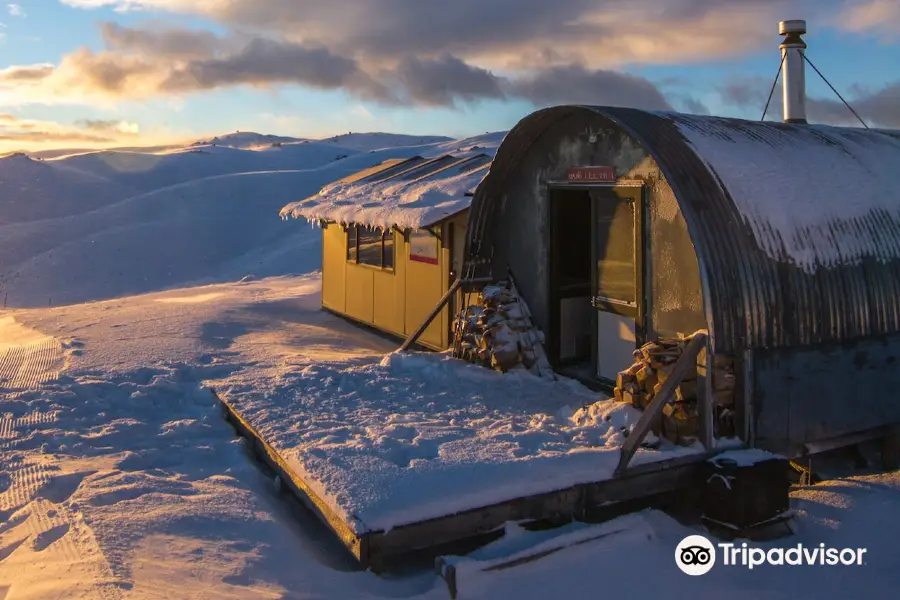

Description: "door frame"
546 181 647 385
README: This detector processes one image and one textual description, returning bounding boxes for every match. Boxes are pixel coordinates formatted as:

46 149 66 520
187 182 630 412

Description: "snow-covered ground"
2 276 899 599
2 130 898 599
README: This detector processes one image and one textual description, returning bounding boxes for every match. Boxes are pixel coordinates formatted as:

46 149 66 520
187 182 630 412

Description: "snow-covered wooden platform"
214 351 715 570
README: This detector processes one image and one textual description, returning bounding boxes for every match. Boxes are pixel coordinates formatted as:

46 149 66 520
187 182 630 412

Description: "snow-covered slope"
0 154 139 224
0 141 452 308
51 143 358 192
191 131 304 149
318 132 453 151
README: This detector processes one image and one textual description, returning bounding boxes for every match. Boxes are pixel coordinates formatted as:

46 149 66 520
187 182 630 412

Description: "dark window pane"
347 225 358 262
594 199 635 303
382 230 394 270
554 191 592 288
409 230 439 264
358 228 383 266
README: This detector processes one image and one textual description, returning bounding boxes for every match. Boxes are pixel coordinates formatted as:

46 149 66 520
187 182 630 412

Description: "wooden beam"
398 277 493 353
213 389 369 564
614 332 708 476
697 341 715 450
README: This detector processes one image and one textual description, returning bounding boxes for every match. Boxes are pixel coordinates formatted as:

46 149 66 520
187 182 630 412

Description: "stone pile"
453 283 554 378
614 333 736 445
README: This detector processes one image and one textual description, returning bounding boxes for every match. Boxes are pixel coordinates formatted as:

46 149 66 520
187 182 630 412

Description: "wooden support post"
398 277 493 352
697 340 715 451
613 332 708 477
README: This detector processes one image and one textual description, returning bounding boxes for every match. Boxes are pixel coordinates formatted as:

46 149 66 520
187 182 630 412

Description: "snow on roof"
280 132 506 229
667 113 900 272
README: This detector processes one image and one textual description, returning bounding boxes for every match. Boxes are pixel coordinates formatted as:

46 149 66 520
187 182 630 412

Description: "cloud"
158 38 373 95
718 76 900 127
0 114 138 144
0 64 54 82
75 119 141 135
100 21 226 59
390 55 505 106
0 22 676 111
506 65 673 110
0 33 395 105
6 3 24 17
58 0 831 69
833 0 900 41
681 96 710 115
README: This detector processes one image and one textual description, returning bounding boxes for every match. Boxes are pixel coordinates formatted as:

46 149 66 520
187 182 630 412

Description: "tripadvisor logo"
675 535 868 575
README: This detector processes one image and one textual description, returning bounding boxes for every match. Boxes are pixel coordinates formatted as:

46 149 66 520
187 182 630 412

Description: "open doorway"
549 185 645 388
549 189 594 380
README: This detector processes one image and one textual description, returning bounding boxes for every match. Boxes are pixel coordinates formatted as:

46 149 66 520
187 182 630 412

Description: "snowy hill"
318 132 453 151
191 131 304 149
0 153 139 224
0 132 503 308
52 143 358 192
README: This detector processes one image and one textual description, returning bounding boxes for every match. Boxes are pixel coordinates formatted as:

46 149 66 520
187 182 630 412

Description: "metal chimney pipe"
779 19 807 123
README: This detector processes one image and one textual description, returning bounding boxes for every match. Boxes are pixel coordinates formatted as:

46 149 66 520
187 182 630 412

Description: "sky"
0 0 899 151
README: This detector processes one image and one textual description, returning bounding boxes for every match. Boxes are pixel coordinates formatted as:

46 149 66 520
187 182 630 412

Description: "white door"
590 186 642 383
596 311 637 380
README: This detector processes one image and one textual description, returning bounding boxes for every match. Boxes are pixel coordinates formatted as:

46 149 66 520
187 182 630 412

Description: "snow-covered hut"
464 85 900 455
281 149 494 350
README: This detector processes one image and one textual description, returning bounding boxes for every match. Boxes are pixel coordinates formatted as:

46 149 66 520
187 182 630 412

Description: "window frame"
346 224 395 272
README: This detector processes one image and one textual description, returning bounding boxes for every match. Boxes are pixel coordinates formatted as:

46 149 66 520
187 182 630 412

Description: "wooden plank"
614 332 708 476
213 389 369 565
217 386 717 573
366 451 711 568
697 342 715 450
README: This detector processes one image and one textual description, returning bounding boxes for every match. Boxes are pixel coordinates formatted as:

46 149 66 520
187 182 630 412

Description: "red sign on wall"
566 166 617 183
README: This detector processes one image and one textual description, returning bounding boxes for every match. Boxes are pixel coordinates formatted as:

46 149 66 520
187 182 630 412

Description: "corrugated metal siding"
468 105 900 353
752 335 900 454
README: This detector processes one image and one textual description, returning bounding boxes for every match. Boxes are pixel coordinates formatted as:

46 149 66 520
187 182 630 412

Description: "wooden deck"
215 389 718 572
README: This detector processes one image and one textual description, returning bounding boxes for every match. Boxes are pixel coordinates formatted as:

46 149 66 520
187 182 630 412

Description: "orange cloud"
0 113 142 152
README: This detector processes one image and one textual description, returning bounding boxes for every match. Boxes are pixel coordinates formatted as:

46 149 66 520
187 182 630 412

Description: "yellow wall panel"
321 224 346 313
373 251 405 336
405 234 446 349
345 265 375 323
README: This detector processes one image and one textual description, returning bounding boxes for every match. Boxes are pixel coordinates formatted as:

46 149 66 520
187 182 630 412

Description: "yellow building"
281 151 493 350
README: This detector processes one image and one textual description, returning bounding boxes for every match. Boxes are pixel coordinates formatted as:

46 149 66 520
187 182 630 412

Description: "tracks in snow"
0 336 66 395
0 448 124 599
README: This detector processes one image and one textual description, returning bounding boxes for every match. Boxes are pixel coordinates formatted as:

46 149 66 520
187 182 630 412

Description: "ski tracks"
0 326 123 599
0 336 66 396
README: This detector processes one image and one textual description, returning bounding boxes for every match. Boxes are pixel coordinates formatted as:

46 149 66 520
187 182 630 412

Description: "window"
409 228 440 265
346 224 394 270
347 225 358 262
594 198 635 304
382 231 394 269
358 228 382 266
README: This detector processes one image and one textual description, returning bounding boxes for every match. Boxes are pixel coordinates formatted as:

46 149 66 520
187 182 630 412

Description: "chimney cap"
779 20 807 35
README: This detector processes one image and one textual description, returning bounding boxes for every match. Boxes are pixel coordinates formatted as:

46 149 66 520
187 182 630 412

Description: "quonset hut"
462 23 900 457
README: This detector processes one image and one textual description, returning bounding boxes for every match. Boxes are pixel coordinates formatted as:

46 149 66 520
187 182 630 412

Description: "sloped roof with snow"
280 133 505 229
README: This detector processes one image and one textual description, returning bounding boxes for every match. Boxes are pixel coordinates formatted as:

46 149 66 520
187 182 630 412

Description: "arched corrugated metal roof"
467 105 900 352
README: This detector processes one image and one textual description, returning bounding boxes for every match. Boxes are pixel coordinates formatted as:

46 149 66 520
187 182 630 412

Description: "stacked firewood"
614 335 737 445
453 284 554 378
